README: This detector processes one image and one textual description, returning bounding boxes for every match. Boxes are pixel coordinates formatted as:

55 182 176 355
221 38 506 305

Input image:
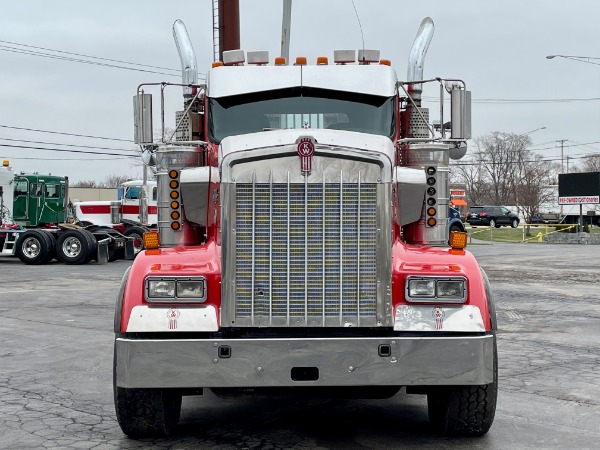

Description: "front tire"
427 335 498 436
123 226 148 256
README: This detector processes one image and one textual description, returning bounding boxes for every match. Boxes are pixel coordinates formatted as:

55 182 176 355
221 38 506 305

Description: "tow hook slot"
378 344 392 357
218 345 231 358
291 367 319 381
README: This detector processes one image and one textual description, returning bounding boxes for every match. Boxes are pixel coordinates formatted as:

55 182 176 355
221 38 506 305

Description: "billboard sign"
558 172 600 204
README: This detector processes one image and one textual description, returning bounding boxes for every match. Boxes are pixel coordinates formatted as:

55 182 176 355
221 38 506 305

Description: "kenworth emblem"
296 136 315 175
167 308 180 330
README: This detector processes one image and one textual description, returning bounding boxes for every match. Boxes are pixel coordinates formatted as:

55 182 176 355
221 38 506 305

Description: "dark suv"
466 206 520 228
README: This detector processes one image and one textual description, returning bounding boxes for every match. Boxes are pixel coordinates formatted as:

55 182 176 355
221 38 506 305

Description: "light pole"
521 126 546 136
546 54 600 66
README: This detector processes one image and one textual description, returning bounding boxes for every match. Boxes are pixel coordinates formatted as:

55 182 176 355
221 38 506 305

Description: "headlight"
147 280 175 298
405 277 466 303
145 277 206 302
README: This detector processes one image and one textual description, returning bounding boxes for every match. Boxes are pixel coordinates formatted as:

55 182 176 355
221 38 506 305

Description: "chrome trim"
115 334 494 388
394 305 484 332
404 276 467 303
221 144 393 328
125 305 218 332
144 276 207 303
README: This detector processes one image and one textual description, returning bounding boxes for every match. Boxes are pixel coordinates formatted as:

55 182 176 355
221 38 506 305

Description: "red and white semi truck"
113 17 497 437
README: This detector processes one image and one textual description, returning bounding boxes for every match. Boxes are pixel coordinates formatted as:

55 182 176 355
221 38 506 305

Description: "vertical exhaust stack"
173 20 199 100
403 18 451 246
406 17 434 139
407 17 434 104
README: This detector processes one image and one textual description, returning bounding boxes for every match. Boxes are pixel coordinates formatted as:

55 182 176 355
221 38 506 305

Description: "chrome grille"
234 175 378 327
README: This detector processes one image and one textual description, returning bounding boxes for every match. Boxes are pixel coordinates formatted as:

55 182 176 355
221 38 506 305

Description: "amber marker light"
212 61 224 68
143 231 160 250
169 180 179 189
427 217 437 227
274 57 286 65
170 191 179 199
169 170 179 179
171 222 181 231
171 211 180 220
170 200 180 209
316 56 328 65
379 59 391 66
449 231 468 250
427 207 436 216
295 56 307 65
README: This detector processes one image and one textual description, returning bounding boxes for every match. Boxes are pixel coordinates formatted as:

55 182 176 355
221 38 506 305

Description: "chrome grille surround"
221 143 393 328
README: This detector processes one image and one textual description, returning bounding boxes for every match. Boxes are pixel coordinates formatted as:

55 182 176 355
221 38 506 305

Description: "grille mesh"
235 181 378 326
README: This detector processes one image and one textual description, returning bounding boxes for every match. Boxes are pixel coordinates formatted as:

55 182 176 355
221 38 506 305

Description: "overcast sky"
1 0 599 183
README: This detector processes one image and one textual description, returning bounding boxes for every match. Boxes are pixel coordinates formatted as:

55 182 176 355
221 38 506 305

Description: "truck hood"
219 128 395 168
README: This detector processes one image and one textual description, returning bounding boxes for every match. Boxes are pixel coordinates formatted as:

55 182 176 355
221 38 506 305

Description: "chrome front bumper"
115 334 494 389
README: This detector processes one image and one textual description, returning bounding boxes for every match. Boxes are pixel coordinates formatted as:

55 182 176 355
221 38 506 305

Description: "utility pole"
557 139 567 173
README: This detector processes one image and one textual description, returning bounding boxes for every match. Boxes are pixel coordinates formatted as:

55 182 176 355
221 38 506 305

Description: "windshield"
208 87 395 143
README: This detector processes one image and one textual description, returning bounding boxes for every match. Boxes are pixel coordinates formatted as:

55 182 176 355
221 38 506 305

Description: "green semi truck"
0 160 134 264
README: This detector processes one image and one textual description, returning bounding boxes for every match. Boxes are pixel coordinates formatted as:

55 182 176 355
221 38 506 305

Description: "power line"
0 124 132 142
0 45 180 78
0 137 137 153
0 40 207 79
0 39 181 72
0 143 136 157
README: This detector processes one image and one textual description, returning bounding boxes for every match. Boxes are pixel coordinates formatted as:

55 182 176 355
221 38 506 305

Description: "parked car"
529 212 562 224
466 206 520 228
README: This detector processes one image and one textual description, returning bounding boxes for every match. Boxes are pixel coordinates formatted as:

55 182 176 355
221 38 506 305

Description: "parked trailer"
0 161 134 265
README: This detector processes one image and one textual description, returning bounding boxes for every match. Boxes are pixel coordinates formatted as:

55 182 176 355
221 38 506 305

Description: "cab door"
12 177 29 222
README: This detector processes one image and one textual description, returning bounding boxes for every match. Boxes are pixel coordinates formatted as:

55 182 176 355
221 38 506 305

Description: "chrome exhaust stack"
173 19 198 100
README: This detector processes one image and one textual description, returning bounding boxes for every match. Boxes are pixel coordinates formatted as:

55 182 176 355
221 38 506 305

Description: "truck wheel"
79 229 98 262
15 230 54 265
124 226 148 256
511 219 519 228
56 230 94 264
427 336 498 436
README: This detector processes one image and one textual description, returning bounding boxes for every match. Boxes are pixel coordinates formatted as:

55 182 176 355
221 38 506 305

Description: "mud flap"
96 238 110 264
124 238 135 260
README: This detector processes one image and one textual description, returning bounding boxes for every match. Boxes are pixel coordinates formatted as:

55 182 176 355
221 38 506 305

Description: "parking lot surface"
1 243 599 449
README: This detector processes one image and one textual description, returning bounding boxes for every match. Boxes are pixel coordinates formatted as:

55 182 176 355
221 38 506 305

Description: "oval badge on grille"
296 136 315 175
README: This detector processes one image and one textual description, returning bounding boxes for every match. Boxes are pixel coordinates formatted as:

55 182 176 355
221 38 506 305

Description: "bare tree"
517 154 556 221
101 174 131 188
582 154 600 172
71 180 98 188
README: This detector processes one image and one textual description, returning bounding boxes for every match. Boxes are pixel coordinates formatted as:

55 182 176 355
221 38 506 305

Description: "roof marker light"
295 56 307 66
247 51 269 65
212 61 224 68
316 56 328 65
358 49 380 65
379 59 391 66
222 49 245 66
334 50 356 64
274 56 287 65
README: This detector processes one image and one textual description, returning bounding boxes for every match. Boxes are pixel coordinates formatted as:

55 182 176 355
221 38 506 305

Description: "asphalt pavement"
1 242 599 449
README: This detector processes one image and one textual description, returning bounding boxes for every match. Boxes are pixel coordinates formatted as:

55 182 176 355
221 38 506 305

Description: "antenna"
351 0 365 57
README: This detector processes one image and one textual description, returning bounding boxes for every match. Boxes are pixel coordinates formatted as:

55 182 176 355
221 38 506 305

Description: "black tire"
79 229 98 262
113 348 181 438
55 230 94 265
427 335 498 436
511 219 519 228
124 226 148 256
15 230 53 265
40 231 57 264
